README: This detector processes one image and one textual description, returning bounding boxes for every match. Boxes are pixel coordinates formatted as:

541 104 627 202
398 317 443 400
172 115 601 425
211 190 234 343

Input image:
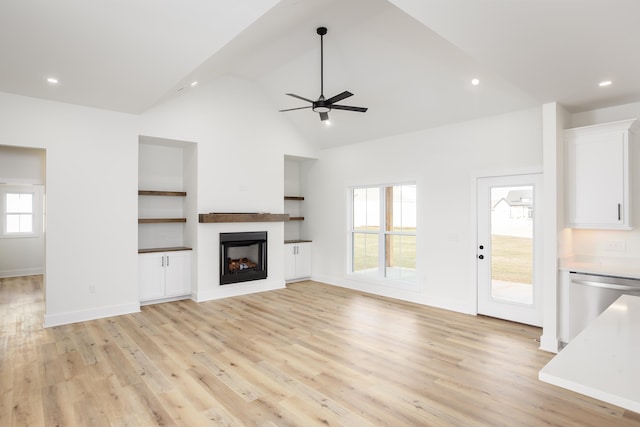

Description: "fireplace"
220 231 267 285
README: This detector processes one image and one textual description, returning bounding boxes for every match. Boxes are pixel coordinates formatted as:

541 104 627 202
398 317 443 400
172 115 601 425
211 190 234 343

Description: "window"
351 183 416 282
6 192 34 233
1 185 42 238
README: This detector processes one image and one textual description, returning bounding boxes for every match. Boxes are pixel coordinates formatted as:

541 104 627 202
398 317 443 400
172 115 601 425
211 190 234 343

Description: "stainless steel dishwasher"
569 272 640 341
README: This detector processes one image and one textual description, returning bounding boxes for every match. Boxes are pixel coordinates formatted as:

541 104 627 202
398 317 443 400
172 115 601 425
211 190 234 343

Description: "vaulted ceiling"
2 0 639 148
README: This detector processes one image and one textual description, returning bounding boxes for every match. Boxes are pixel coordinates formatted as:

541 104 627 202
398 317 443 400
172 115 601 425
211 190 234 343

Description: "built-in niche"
138 136 197 304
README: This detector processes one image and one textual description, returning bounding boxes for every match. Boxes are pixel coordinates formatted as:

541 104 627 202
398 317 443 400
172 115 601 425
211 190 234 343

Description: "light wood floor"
1 275 639 426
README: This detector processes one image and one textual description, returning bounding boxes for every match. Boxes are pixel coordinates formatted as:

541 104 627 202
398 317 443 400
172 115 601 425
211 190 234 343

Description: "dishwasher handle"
572 279 640 292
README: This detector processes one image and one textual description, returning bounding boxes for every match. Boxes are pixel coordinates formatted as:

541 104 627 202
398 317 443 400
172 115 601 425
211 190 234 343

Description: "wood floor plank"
128 381 178 427
2 276 640 426
40 382 73 426
99 342 143 388
185 365 264 425
155 388 214 427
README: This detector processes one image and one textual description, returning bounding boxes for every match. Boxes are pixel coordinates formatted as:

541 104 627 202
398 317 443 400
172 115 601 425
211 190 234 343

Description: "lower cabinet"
284 242 312 281
138 250 192 303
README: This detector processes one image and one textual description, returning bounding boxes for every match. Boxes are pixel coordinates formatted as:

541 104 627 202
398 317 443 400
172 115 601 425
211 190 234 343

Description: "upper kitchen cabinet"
565 119 637 229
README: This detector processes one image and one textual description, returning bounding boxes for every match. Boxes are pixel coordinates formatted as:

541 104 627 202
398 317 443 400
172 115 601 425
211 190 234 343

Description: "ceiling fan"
279 27 368 122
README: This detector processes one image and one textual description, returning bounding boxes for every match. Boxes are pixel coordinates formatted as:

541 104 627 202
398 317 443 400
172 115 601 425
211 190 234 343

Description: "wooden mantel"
199 213 290 223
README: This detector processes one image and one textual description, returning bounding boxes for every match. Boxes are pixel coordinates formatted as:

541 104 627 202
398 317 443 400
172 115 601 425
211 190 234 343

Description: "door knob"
479 245 484 250
478 255 484 260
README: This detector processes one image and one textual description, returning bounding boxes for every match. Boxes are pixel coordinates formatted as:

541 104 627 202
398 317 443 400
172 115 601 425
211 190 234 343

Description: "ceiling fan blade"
331 104 368 113
325 91 353 105
286 93 314 103
279 106 312 112
319 112 329 121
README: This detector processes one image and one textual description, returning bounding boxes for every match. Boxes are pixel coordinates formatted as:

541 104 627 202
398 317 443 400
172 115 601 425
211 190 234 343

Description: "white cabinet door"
284 243 297 281
138 252 165 301
284 242 312 281
164 251 192 297
566 119 636 229
139 250 192 302
295 242 312 279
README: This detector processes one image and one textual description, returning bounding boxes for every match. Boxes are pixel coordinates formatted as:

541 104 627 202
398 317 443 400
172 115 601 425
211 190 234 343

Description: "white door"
284 243 297 280
567 130 626 227
138 252 165 301
477 174 542 326
295 242 312 279
164 251 192 297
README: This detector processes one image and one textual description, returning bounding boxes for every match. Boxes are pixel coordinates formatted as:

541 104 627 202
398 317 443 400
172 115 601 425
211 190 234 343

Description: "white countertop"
539 294 640 412
559 255 640 279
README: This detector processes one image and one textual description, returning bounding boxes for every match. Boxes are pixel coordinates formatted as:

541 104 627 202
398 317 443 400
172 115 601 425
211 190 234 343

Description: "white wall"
0 146 46 277
0 145 45 183
304 107 543 313
139 75 317 301
0 92 139 326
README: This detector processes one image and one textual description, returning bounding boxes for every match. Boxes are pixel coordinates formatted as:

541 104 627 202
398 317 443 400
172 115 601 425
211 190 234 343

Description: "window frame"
348 182 417 287
1 184 43 239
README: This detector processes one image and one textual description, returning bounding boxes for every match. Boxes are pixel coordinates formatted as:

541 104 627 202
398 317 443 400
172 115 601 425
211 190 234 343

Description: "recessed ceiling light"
471 78 480 86
46 77 59 84
190 81 198 87
598 80 612 87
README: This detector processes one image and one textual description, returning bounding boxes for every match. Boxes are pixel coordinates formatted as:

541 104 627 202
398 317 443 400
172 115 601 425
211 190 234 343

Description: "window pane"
6 213 33 233
20 214 33 232
6 214 20 233
391 185 416 232
385 235 417 281
353 232 379 275
490 185 533 305
353 188 380 231
6 193 33 213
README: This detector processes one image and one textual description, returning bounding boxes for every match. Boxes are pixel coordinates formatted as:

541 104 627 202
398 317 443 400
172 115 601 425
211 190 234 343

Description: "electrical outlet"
604 240 626 252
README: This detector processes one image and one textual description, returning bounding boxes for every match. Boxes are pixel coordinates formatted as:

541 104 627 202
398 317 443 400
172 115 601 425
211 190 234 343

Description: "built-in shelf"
138 246 192 254
138 218 187 224
199 213 290 223
139 190 187 197
284 239 312 244
138 190 187 224
285 196 304 222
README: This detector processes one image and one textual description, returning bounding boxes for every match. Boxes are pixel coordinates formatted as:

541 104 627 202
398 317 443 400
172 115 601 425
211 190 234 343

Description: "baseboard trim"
43 302 140 328
312 274 476 315
0 268 44 279
195 279 285 302
539 333 559 353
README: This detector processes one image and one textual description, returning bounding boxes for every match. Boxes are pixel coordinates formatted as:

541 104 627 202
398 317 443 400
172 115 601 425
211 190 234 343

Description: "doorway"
477 174 542 326
0 145 46 324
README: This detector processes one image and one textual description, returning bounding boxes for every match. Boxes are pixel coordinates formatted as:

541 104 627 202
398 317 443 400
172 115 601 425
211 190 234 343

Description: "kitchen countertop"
539 294 640 413
559 255 640 279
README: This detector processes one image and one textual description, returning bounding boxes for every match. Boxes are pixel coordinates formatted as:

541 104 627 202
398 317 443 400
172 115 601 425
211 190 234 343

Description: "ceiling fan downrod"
318 26 327 99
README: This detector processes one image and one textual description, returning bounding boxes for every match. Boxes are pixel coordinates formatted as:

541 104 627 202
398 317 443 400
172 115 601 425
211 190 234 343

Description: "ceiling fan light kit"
279 26 368 122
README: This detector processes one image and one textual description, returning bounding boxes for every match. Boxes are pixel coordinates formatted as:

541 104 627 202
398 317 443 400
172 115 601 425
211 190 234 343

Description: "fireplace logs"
228 257 257 272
